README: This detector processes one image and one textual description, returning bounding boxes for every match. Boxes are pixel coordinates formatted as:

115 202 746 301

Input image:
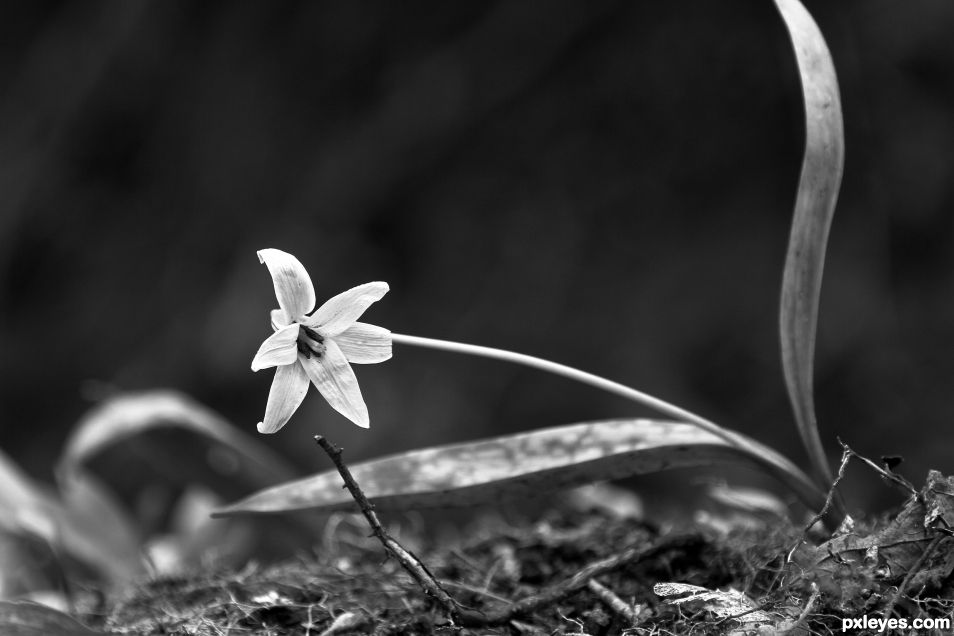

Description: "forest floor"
76 478 954 636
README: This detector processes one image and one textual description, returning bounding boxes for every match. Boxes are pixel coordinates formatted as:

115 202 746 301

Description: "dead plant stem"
314 434 702 628
313 436 465 619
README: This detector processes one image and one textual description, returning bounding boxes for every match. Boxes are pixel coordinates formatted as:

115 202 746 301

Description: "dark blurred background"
1 1 952 514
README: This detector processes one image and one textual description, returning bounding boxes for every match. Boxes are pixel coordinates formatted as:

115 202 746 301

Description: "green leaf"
213 419 824 517
0 601 116 635
775 0 844 487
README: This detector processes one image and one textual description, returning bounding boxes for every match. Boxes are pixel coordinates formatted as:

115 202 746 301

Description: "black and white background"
1 1 952 514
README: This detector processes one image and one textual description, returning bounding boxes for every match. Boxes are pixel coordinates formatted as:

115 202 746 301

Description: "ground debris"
814 470 954 609
67 482 954 636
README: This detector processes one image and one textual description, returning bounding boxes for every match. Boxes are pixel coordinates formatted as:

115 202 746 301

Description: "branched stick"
484 534 702 622
314 436 468 620
765 446 851 595
837 439 919 498
803 444 852 534
771 442 916 595
314 435 701 627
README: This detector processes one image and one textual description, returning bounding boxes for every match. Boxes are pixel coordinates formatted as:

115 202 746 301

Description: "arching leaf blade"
213 419 825 517
58 390 296 497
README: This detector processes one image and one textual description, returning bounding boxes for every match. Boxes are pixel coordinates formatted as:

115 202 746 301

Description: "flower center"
296 325 326 359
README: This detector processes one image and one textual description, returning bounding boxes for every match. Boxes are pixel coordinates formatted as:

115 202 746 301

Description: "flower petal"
257 362 309 434
257 249 316 324
299 339 370 428
251 324 300 371
335 322 392 364
270 309 288 330
303 282 389 337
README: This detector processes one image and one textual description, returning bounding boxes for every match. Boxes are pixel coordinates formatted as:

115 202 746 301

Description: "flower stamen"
302 326 325 344
297 326 326 359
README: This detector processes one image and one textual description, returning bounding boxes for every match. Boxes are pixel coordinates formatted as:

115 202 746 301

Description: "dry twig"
314 435 701 627
587 578 642 624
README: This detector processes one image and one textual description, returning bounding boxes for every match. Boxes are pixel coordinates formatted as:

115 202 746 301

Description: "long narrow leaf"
213 419 825 517
775 0 844 486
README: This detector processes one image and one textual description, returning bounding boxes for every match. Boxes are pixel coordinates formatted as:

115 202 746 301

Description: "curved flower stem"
394 333 745 451
391 332 832 514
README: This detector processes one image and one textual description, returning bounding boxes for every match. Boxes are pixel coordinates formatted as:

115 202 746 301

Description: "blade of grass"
775 0 844 487
213 418 825 517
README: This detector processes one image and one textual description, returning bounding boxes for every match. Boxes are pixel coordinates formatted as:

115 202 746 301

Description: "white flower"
251 249 391 433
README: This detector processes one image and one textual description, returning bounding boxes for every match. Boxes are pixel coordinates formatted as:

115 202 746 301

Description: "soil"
32 465 946 636
68 490 953 636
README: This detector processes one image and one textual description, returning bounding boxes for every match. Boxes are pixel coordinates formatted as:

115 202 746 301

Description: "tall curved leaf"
775 0 844 487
